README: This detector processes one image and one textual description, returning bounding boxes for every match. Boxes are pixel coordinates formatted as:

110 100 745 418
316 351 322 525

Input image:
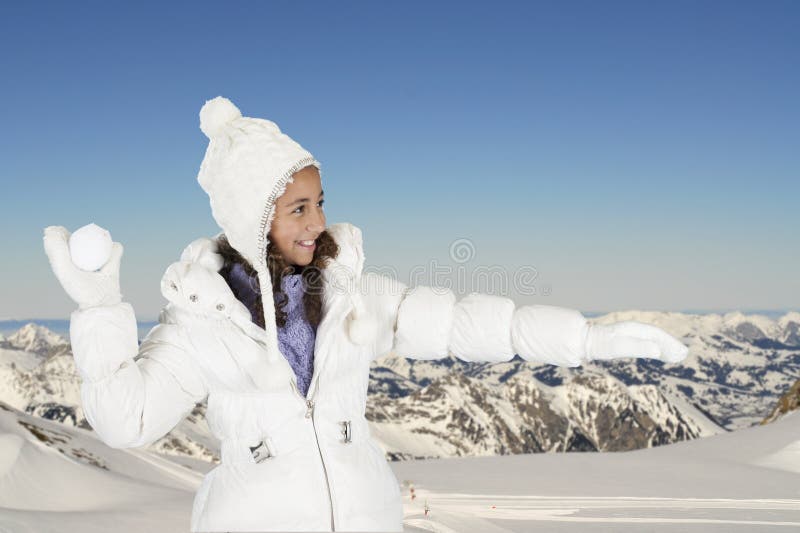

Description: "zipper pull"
305 399 315 418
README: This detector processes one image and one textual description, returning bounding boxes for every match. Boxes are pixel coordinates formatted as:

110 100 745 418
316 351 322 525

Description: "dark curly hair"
216 230 339 329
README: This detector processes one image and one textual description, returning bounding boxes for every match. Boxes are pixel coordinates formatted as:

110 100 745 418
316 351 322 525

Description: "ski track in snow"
406 491 800 530
403 518 461 533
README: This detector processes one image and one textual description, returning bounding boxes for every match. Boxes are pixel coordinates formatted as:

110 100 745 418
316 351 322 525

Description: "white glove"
586 320 689 364
512 305 690 367
43 225 124 310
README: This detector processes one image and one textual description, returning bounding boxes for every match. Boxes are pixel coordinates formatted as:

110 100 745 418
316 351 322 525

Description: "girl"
43 96 689 532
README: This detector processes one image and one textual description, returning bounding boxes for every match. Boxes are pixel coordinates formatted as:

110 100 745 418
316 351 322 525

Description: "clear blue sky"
2 1 798 320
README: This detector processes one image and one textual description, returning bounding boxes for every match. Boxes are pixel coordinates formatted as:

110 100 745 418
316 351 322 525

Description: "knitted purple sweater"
226 263 317 396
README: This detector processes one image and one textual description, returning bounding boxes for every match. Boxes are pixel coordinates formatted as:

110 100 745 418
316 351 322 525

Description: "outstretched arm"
361 272 688 365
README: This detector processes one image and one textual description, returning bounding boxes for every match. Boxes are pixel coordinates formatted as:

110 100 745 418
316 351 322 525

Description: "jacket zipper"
291 378 336 532
228 300 337 530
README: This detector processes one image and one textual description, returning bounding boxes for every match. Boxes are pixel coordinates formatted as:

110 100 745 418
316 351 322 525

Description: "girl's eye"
293 200 324 214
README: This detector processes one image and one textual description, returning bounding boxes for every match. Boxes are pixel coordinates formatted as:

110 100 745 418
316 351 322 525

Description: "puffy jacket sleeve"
362 272 591 367
69 301 208 449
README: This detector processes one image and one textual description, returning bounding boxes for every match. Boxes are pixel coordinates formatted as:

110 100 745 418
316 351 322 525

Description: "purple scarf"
226 263 317 396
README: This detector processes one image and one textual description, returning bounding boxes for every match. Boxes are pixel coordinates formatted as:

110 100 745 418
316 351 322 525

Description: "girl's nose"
307 221 325 233
307 207 325 233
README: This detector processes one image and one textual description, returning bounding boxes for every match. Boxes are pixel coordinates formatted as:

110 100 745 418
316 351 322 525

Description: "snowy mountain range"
364 310 800 458
0 311 798 465
366 368 718 460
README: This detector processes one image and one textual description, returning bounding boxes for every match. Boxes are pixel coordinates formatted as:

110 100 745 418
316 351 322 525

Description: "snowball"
199 96 242 139
69 223 113 272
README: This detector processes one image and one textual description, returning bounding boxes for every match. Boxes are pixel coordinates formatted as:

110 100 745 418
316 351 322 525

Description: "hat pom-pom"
200 96 242 139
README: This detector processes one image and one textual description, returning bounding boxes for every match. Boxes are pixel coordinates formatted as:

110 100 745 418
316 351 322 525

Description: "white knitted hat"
197 96 321 270
196 96 323 342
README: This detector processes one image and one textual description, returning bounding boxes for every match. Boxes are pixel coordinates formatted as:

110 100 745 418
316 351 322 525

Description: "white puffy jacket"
69 222 671 532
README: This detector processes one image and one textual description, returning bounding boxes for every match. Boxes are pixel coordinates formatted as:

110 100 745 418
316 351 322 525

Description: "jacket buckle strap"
340 420 352 444
249 437 276 463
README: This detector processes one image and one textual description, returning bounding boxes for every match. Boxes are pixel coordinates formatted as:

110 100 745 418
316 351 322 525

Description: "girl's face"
268 165 326 267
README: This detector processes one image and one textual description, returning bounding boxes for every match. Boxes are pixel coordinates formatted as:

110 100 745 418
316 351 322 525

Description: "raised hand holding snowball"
43 224 123 310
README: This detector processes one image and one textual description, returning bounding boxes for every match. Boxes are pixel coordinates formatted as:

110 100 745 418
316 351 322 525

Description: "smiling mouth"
296 239 316 249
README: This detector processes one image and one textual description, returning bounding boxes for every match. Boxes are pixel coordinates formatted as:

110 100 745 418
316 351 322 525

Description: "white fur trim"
179 237 224 272
324 223 364 280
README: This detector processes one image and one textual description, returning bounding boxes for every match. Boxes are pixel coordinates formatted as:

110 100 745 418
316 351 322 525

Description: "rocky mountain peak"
762 379 800 425
4 323 68 355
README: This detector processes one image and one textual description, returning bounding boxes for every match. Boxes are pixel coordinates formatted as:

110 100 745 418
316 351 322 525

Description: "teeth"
298 240 315 246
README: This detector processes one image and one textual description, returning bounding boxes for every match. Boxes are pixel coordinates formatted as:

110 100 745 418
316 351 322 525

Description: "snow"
592 309 798 344
756 438 800 475
655 380 725 435
778 311 800 328
371 420 450 459
0 347 46 373
0 403 201 532
4 323 67 355
397 411 800 532
1 398 798 532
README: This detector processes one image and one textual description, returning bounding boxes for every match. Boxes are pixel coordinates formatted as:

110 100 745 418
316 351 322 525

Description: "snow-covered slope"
0 401 204 532
395 411 800 532
2 400 797 532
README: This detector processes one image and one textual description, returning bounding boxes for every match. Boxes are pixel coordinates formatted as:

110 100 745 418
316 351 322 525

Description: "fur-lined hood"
157 222 378 347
